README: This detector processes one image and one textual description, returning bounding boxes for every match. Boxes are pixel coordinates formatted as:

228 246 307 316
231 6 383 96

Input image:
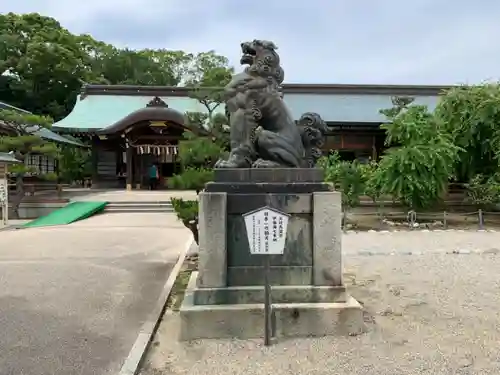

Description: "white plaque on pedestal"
243 206 290 255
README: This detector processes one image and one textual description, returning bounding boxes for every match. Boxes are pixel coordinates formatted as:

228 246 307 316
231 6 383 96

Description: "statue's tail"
298 112 328 167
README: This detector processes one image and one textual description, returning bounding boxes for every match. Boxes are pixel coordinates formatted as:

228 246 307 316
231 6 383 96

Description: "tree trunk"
183 219 199 245
10 174 25 219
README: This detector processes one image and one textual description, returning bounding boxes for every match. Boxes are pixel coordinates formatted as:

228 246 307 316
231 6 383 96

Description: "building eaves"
80 83 454 98
0 152 21 164
0 102 86 146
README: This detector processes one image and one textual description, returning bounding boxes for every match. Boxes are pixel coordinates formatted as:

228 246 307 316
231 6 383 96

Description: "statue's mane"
247 40 284 86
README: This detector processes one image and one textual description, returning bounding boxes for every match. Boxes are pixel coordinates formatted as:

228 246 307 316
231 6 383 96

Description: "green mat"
23 201 108 228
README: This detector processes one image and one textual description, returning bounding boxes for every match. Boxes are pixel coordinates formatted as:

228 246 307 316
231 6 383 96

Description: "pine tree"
0 110 58 217
169 111 229 244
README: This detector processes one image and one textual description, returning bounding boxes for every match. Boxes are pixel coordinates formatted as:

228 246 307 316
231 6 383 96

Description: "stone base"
179 272 365 341
205 168 331 194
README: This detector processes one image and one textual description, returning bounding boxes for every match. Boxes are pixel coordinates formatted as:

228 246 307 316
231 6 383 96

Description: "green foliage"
0 13 234 121
359 161 380 203
0 13 97 119
178 138 225 167
185 51 234 116
464 174 500 208
184 51 234 87
170 198 199 243
178 118 228 167
171 107 229 243
171 105 230 193
40 172 58 181
89 46 192 86
57 144 92 183
0 109 59 217
379 96 415 119
319 152 373 209
168 167 214 191
373 102 460 209
170 198 198 223
0 109 57 166
435 83 500 181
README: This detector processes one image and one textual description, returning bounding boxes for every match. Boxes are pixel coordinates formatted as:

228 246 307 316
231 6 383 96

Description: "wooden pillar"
134 150 141 190
125 141 133 191
91 137 99 185
172 152 177 175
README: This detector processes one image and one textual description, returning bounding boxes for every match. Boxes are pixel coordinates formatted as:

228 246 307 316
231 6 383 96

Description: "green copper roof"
0 152 21 164
52 85 445 132
0 101 85 146
31 127 86 147
285 93 440 123
52 95 225 131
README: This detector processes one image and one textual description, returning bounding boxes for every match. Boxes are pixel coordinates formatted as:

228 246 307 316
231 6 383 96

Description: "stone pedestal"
179 168 364 340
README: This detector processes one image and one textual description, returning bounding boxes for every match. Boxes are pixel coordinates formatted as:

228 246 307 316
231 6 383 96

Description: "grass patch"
166 269 191 311
166 254 198 311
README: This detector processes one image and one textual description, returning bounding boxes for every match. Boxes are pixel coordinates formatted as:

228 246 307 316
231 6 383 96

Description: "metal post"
408 210 416 230
443 211 447 229
478 209 484 230
264 255 272 346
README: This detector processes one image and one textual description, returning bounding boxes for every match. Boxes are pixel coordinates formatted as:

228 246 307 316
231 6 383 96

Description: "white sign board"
0 177 7 225
243 206 290 255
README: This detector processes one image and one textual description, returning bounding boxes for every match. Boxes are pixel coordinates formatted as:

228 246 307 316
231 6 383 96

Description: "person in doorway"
148 163 159 190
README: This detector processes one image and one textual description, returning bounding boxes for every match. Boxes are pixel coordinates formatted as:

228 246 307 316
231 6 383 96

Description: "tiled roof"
0 101 85 146
0 152 21 163
53 83 447 131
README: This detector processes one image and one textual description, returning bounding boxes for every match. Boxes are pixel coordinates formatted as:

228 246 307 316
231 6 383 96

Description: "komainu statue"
215 40 328 169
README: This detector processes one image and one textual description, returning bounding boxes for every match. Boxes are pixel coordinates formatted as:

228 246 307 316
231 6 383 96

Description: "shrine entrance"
121 120 188 190
131 144 180 190
91 97 200 190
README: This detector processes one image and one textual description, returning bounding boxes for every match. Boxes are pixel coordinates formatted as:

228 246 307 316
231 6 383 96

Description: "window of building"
25 154 55 175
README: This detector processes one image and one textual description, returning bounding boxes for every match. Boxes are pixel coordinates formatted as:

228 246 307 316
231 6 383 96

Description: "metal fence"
341 209 500 231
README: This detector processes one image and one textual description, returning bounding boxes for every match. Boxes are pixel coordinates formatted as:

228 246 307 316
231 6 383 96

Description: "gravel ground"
141 230 500 375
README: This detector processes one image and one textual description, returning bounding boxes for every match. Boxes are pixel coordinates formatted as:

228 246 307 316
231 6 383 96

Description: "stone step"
193 285 348 305
104 201 174 213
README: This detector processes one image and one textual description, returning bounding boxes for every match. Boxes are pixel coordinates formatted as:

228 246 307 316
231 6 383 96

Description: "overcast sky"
3 0 500 84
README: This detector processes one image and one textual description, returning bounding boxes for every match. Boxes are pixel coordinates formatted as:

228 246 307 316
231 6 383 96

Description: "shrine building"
52 83 450 190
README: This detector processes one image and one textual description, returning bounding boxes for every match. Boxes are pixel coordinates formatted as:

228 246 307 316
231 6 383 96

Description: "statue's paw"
215 155 252 169
214 159 236 168
252 158 282 168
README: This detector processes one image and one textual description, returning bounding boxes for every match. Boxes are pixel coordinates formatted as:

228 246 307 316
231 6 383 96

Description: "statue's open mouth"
240 42 256 64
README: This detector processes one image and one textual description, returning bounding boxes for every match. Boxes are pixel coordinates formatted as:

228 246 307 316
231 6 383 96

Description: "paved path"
0 212 191 375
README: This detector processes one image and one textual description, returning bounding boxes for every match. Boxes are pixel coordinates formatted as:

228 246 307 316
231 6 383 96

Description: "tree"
169 115 230 244
87 44 193 86
0 13 98 120
371 98 460 210
169 51 233 244
464 174 500 209
185 51 234 117
0 110 57 218
57 144 92 185
0 13 197 120
319 151 372 211
434 83 500 181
